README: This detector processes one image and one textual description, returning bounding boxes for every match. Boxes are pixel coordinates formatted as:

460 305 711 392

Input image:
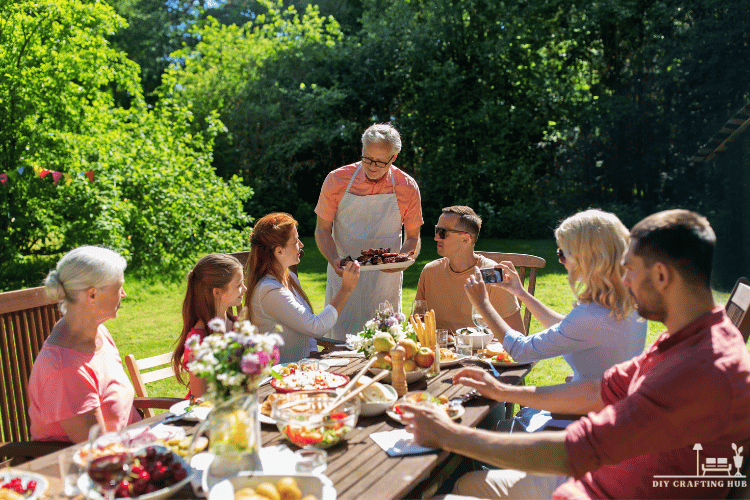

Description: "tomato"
285 425 324 447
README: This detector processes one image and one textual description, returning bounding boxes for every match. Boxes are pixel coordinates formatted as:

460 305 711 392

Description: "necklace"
449 256 478 274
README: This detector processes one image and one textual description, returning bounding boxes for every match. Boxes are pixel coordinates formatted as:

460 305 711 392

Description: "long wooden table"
18 355 532 500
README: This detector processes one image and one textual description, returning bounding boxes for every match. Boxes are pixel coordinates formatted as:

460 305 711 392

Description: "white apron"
325 164 403 340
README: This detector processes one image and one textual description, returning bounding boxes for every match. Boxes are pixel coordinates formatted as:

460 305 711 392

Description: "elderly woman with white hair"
314 123 424 340
28 246 140 443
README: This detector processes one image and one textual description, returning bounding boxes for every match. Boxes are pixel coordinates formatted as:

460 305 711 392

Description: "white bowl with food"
208 473 336 500
456 327 494 349
354 376 398 417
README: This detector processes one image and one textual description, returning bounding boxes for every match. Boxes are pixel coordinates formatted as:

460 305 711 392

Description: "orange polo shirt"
314 162 423 232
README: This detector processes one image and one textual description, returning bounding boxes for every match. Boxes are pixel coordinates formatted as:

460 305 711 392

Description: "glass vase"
189 391 262 489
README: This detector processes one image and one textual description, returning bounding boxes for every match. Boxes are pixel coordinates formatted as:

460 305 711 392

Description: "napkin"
370 429 436 457
328 351 364 358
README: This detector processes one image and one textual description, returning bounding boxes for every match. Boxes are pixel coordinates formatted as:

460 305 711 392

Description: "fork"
485 357 501 378
449 389 478 408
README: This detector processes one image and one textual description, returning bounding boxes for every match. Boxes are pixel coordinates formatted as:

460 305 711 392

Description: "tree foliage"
0 0 251 290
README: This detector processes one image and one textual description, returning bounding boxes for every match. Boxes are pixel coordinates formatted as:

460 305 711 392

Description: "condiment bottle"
390 345 408 396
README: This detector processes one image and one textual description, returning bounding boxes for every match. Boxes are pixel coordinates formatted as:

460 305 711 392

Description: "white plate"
259 413 276 425
386 404 465 423
0 470 48 500
272 361 330 372
169 399 213 422
469 356 531 368
438 353 468 368
78 446 193 500
358 258 415 272
208 472 336 500
368 367 426 384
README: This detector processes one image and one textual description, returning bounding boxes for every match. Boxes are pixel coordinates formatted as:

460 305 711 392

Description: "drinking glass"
295 447 327 474
411 300 428 320
456 336 472 358
86 425 132 500
58 447 82 497
436 329 450 348
471 305 488 330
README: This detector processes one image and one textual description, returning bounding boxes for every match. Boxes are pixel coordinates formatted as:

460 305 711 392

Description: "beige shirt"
416 255 520 332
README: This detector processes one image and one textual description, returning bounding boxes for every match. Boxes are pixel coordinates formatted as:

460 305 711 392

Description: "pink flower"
241 353 263 375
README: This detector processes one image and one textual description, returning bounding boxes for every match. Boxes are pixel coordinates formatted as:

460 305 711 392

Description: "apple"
372 333 396 353
371 352 392 370
414 347 435 368
398 338 418 359
403 359 417 372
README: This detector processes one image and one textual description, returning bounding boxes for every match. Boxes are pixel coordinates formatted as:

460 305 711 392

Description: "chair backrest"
124 352 177 419
475 252 546 335
725 277 750 343
0 287 62 445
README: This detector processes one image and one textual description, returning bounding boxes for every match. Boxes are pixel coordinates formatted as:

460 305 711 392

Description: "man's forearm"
497 379 605 416
400 234 420 255
315 226 340 266
443 426 573 476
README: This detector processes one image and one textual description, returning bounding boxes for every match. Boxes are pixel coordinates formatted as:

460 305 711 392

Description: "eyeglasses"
556 248 566 262
435 226 469 239
361 154 394 169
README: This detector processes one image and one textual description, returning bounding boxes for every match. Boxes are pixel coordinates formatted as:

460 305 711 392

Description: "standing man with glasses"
416 206 522 332
315 123 423 340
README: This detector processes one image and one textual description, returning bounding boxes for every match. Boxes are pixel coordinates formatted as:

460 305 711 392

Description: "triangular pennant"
64 173 73 186
52 171 63 184
16 166 24 175
32 166 41 176
39 169 50 179
0 173 7 185
85 170 94 183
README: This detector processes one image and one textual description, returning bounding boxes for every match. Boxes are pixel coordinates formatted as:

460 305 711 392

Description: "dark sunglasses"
435 226 469 239
556 248 566 262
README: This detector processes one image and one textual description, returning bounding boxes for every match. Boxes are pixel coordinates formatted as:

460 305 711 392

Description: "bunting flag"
0 167 95 187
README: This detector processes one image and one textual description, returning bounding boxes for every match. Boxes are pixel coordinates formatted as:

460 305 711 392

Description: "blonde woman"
465 209 647 383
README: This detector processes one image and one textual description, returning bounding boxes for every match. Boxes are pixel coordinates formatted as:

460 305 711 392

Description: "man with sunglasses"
315 123 423 340
415 206 523 332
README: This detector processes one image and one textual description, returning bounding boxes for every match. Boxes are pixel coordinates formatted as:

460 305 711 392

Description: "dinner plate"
438 353 468 368
358 258 415 272
0 470 48 500
272 361 331 372
78 446 193 500
168 399 213 422
270 371 350 393
468 356 531 368
385 404 465 423
259 413 276 425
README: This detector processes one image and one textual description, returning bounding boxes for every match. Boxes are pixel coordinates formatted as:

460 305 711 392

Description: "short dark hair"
442 206 481 244
630 209 715 288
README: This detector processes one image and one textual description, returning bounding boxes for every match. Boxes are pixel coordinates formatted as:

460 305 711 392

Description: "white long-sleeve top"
250 274 338 363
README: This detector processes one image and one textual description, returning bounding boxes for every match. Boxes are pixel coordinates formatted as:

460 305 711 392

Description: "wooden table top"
18 354 532 500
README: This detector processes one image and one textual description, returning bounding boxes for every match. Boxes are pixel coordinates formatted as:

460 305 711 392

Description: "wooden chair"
125 352 184 419
0 287 70 464
475 252 546 335
725 277 750 342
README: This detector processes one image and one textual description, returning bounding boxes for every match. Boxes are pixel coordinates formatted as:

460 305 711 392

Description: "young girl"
172 253 246 398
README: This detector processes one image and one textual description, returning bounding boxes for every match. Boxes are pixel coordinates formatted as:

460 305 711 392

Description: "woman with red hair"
246 213 360 363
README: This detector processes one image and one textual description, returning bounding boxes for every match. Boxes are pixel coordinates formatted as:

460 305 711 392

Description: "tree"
0 0 251 290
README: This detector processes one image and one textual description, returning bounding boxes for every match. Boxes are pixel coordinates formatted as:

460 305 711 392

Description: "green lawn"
108 237 730 402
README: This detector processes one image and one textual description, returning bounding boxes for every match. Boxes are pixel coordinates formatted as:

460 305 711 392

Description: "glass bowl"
271 391 360 449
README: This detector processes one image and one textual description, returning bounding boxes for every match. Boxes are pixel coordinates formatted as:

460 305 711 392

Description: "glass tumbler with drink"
86 425 132 500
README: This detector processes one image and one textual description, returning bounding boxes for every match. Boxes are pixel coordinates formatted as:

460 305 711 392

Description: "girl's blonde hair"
555 209 634 320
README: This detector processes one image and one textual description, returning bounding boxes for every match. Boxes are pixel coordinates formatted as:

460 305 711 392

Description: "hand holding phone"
480 267 503 284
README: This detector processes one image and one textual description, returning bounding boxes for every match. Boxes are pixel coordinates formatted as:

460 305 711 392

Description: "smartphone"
480 267 503 283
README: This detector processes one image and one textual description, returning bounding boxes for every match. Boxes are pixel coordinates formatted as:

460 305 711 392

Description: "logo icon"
653 443 746 484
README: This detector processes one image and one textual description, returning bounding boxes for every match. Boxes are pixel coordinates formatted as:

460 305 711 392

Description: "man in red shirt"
403 209 750 499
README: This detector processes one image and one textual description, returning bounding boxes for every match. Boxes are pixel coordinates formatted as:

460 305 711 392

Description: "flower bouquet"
186 318 284 403
346 301 417 358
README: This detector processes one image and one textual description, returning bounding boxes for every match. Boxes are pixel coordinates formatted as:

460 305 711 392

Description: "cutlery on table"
485 358 501 378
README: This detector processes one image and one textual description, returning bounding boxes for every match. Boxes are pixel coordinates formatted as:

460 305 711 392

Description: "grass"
108 237 731 403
